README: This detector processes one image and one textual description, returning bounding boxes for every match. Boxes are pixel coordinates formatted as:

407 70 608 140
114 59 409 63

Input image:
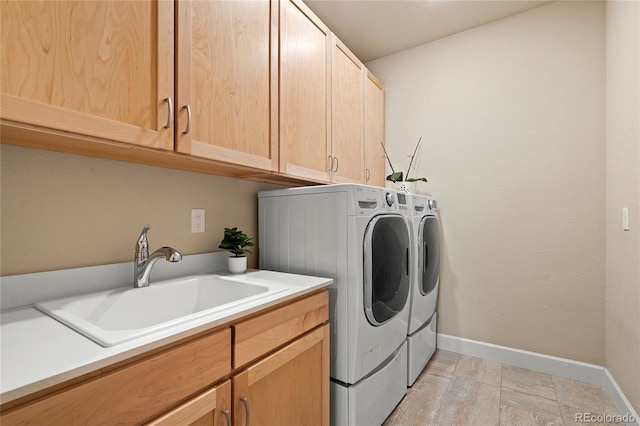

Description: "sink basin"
35 274 288 347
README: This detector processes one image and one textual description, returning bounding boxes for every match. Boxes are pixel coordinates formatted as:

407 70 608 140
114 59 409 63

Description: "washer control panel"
385 191 409 212
396 192 409 212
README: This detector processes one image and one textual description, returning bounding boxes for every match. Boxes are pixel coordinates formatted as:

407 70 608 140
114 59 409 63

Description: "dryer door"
363 215 410 326
419 216 440 295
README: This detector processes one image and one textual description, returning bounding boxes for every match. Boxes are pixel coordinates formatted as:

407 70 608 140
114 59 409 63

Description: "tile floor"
384 350 622 426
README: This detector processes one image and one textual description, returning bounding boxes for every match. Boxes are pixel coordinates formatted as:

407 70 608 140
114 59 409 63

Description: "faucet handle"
136 224 152 261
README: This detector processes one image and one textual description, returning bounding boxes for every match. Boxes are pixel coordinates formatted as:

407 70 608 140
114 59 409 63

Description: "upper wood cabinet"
175 0 278 171
1 0 385 186
279 0 332 183
0 0 174 151
364 71 386 187
331 36 364 183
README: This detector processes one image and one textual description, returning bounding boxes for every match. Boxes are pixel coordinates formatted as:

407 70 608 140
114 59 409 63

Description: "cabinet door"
1 0 174 150
364 71 386 187
175 0 277 171
279 0 332 183
148 381 231 426
233 324 329 426
331 37 364 183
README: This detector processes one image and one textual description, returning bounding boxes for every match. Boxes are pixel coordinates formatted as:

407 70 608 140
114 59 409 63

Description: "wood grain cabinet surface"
364 71 386 187
148 381 232 426
175 0 278 172
1 0 385 187
278 0 333 183
1 0 175 151
233 324 329 426
330 36 364 184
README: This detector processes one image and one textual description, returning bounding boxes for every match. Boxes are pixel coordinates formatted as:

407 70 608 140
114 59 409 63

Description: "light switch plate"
622 207 629 231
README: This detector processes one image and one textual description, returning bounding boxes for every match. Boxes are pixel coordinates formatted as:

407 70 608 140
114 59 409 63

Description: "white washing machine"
259 184 411 426
407 194 440 386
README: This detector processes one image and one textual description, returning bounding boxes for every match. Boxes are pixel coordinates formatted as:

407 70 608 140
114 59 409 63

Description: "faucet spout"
134 225 182 288
153 246 183 263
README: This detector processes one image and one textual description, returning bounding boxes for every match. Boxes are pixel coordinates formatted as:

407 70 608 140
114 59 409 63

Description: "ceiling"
303 0 553 62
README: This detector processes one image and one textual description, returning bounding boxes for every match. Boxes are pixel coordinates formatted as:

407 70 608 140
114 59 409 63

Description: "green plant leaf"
405 177 428 182
386 171 404 182
219 227 254 256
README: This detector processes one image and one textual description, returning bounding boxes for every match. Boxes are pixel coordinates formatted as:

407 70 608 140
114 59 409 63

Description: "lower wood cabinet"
0 329 231 426
233 324 329 426
0 291 329 426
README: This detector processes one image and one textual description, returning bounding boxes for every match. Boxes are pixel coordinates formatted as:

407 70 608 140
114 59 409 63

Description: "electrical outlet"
191 209 205 233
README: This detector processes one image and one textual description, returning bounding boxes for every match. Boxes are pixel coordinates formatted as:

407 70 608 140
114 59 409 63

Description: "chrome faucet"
134 225 182 288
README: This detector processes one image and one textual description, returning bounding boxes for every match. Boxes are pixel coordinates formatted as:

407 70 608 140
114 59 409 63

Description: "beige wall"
368 1 606 364
0 144 284 276
605 0 640 412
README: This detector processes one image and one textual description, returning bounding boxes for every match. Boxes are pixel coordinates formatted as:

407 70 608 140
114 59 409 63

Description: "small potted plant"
219 227 255 274
381 137 428 193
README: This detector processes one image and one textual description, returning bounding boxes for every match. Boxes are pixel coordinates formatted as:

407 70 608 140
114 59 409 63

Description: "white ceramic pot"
228 256 247 274
396 182 414 193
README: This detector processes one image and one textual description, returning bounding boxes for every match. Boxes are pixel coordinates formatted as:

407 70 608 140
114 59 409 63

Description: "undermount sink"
35 274 288 347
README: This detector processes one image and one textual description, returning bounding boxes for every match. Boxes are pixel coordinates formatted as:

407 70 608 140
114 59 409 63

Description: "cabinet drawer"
1 329 231 426
233 291 328 368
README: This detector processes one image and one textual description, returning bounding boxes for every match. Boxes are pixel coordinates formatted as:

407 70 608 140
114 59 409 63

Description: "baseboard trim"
437 333 639 426
603 368 640 426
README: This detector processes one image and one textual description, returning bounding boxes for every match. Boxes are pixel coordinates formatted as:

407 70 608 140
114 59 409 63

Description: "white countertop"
0 268 332 404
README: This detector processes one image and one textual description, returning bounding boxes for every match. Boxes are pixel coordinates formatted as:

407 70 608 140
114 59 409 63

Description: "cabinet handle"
327 155 334 172
164 97 173 129
183 104 192 135
240 397 251 426
334 156 339 172
365 168 370 182
221 409 231 426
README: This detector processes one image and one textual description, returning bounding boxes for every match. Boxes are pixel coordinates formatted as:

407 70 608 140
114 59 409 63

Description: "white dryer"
259 184 411 426
407 194 440 386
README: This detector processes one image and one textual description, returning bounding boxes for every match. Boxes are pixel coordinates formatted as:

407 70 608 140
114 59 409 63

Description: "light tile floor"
384 350 622 426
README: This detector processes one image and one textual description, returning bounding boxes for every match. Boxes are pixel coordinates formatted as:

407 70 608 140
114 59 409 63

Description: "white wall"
368 1 606 364
605 0 640 412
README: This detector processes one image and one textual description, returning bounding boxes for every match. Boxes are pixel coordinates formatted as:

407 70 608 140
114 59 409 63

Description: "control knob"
385 192 395 206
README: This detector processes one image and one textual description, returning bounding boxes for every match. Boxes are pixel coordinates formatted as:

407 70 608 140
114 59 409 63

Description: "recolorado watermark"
575 412 637 423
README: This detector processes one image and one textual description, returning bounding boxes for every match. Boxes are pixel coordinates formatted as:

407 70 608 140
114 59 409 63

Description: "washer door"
363 215 410 326
419 216 440 296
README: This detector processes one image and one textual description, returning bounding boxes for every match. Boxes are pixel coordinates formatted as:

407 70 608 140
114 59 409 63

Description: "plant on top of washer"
381 137 428 184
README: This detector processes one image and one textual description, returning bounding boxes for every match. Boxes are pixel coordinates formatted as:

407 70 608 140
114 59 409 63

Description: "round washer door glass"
364 215 410 326
419 216 440 295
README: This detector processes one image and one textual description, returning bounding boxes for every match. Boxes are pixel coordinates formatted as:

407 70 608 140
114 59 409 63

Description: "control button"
385 192 394 206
